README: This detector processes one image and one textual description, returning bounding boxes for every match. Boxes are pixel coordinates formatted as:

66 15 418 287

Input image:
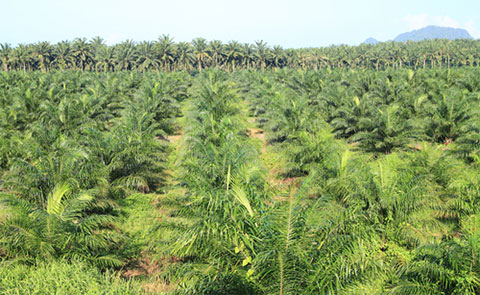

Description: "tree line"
1 36 480 73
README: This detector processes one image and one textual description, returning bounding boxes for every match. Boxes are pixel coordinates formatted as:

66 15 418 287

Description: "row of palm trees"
1 36 480 72
171 71 369 293
245 67 480 156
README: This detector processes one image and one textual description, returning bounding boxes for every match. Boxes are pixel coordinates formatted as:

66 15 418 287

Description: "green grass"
119 193 167 256
114 131 190 293
0 260 140 295
118 191 187 257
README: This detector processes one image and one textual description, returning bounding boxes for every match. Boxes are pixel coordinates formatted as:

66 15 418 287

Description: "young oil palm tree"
420 90 478 145
390 214 480 294
0 183 123 268
352 104 418 153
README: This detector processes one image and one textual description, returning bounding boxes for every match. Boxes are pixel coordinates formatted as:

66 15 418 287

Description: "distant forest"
1 36 479 72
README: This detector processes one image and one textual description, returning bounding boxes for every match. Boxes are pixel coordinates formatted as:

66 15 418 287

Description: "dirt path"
167 132 183 144
247 117 299 194
248 127 267 154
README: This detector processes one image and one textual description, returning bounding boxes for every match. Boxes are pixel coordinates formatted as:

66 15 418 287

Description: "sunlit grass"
0 260 141 295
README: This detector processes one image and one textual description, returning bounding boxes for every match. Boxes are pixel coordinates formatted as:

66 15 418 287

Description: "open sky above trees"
2 0 480 47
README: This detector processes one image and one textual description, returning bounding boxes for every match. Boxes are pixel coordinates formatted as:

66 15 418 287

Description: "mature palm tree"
113 40 136 71
5 37 480 71
11 44 31 72
254 40 269 71
224 41 242 72
89 36 105 55
175 42 194 71
32 42 53 72
136 41 160 72
284 48 299 68
54 41 74 70
271 45 285 69
72 38 93 71
0 43 12 71
208 40 224 69
192 38 209 72
241 43 255 69
156 34 176 71
94 46 115 72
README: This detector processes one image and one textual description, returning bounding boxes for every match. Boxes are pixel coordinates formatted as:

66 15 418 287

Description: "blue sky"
2 0 479 48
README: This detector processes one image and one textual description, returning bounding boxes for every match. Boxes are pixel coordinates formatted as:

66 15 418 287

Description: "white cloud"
403 14 478 39
403 14 429 30
437 16 460 29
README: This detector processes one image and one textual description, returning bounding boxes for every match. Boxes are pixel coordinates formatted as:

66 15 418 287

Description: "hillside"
364 37 379 45
394 25 472 42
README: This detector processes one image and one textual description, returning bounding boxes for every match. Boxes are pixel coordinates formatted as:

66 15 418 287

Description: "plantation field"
1 68 480 294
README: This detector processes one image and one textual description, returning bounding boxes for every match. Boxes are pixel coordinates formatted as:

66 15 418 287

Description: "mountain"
394 25 472 42
364 37 379 45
